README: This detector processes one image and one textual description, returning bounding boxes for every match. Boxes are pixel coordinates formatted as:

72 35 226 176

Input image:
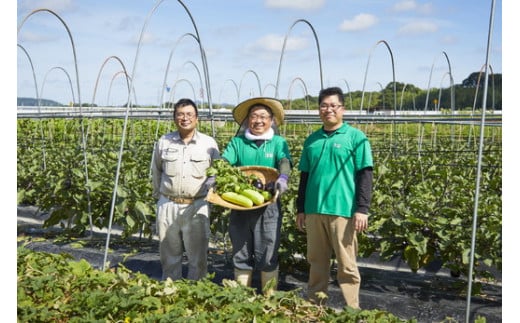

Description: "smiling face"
247 105 273 135
319 94 344 131
174 104 198 135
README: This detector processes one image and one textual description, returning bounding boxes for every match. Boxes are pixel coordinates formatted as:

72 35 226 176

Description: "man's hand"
204 176 216 191
296 212 306 232
354 212 368 232
275 174 289 194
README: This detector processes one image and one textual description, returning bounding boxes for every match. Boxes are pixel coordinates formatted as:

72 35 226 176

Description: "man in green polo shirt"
296 86 373 309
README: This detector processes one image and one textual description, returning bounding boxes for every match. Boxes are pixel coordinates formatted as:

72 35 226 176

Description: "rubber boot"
261 269 278 297
234 269 253 287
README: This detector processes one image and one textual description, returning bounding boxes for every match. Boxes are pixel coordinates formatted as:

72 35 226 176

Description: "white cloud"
393 0 417 12
265 0 325 10
398 21 438 35
339 13 378 32
416 3 434 15
392 0 434 15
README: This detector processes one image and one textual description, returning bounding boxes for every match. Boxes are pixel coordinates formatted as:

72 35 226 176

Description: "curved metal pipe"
359 40 397 115
18 8 91 235
104 0 165 270
168 78 197 103
424 51 454 112
158 32 200 109
106 0 215 269
287 77 310 111
91 55 130 108
275 19 323 98
436 72 452 111
17 44 40 113
263 83 277 97
18 9 81 108
176 0 214 135
40 66 76 106
466 0 496 320
180 60 205 106
18 44 46 170
218 79 239 105
471 64 495 115
340 78 354 110
107 71 137 107
238 69 262 99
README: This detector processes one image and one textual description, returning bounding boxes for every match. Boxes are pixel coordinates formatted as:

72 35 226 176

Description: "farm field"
17 204 502 322
17 115 502 322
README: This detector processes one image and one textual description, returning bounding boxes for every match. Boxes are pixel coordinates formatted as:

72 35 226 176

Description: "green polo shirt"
298 123 373 218
222 134 292 168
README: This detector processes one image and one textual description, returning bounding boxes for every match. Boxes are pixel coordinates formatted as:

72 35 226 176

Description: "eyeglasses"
175 112 196 119
249 114 271 121
319 104 343 111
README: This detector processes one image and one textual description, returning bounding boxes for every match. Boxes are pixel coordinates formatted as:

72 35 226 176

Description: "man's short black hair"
318 87 344 105
173 98 198 116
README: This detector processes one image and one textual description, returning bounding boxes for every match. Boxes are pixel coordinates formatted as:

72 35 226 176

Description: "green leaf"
126 214 136 228
69 259 92 276
391 180 403 189
135 200 151 217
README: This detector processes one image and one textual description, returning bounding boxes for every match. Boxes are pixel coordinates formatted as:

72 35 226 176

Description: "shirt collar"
172 130 198 143
319 123 348 136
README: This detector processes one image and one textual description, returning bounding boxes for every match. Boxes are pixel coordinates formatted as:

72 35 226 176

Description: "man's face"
247 105 273 135
174 105 198 132
319 95 344 127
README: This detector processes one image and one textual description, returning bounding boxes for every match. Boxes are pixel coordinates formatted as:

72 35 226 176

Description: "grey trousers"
156 196 210 281
228 201 282 272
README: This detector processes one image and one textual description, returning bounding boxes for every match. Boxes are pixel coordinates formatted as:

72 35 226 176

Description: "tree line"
19 72 501 111
283 72 502 112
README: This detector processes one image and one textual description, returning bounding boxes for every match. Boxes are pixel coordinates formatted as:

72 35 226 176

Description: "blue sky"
15 0 503 107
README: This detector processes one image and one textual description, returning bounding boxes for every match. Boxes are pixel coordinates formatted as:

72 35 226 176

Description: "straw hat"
232 97 285 126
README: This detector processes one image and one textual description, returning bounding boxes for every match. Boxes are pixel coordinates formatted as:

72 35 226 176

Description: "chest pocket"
191 152 209 179
162 148 180 176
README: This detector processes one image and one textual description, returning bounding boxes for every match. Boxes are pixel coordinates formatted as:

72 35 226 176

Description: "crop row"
17 118 502 286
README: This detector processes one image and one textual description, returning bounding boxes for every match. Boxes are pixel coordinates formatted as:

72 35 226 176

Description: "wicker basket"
205 166 280 210
238 166 280 185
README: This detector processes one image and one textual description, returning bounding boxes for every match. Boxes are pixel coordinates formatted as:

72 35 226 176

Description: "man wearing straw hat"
221 97 292 296
152 98 220 281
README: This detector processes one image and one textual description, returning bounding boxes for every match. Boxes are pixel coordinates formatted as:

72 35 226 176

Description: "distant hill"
18 97 64 106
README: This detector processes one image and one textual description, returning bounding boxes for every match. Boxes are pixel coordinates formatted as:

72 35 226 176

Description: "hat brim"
232 97 284 125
